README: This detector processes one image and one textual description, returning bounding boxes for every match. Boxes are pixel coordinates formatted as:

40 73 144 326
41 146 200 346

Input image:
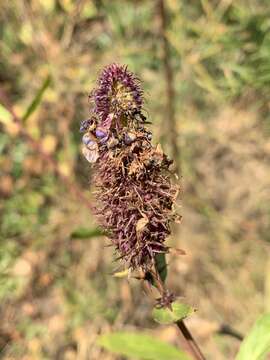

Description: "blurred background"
0 0 270 359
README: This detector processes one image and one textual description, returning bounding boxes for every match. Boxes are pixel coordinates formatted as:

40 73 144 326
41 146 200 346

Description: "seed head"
81 64 179 271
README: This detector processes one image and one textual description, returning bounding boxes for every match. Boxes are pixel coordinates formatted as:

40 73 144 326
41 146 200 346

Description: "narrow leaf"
70 227 103 239
155 253 167 282
22 75 51 123
113 269 129 278
98 331 191 360
153 301 194 325
236 313 270 360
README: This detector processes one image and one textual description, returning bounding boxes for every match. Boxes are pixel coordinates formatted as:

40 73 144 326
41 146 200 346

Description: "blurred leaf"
113 269 129 278
265 260 270 313
235 313 270 360
81 2 97 19
70 227 103 239
152 301 194 325
18 317 48 340
58 162 71 176
98 331 191 360
0 241 21 301
59 0 75 13
19 22 33 45
22 75 51 123
1 191 45 237
155 253 167 282
41 135 57 154
0 133 10 153
39 0 55 13
0 103 13 125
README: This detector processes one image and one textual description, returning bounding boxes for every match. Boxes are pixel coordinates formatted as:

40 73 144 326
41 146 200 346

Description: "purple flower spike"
82 64 180 270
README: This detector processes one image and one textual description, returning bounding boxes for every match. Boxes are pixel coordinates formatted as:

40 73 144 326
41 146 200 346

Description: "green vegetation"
0 0 270 359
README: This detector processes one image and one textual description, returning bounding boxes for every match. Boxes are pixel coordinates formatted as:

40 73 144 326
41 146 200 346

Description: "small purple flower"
82 133 96 147
95 127 109 144
80 119 91 132
95 128 107 138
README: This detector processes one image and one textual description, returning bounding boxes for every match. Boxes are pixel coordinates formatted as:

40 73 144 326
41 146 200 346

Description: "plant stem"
151 263 206 360
176 320 206 360
157 0 180 175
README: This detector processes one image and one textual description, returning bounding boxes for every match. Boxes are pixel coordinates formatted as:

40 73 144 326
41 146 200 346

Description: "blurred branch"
217 324 243 341
0 89 93 211
61 0 87 49
157 0 180 175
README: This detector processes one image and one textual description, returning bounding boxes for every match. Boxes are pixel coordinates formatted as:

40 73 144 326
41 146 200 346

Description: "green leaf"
235 313 270 360
0 103 13 125
98 331 191 360
70 227 104 239
22 75 51 123
155 253 167 282
152 301 194 325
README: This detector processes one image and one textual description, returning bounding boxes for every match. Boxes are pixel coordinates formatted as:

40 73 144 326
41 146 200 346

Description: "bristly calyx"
80 63 180 271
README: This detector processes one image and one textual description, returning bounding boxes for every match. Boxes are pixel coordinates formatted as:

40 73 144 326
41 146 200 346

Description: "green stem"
151 262 206 360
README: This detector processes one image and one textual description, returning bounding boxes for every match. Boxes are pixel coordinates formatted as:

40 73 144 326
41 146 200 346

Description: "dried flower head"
81 64 179 271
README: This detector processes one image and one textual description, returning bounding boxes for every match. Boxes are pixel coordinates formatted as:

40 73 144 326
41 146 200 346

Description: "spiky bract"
81 64 179 270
